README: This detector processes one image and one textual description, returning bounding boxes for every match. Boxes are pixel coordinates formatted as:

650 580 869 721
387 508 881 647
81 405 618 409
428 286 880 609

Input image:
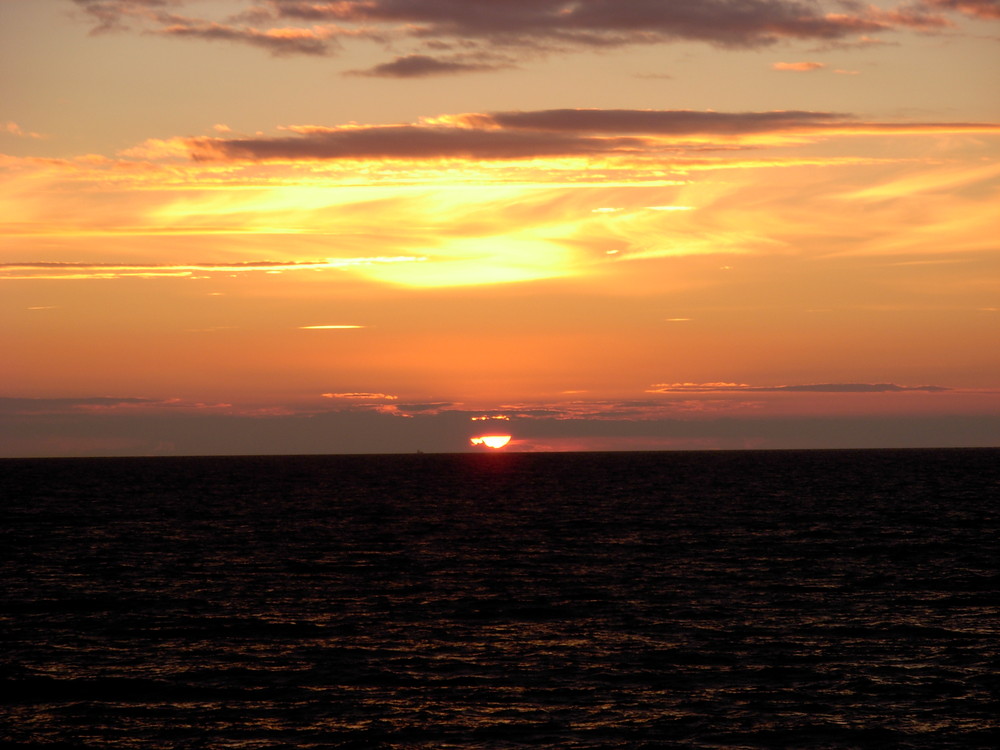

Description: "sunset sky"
2 0 999 456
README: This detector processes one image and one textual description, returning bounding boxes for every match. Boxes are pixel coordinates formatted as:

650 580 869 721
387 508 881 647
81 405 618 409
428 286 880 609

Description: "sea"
2 448 998 749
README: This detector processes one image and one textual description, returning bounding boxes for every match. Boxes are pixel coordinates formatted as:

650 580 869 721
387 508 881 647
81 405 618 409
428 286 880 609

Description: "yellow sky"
1 0 998 455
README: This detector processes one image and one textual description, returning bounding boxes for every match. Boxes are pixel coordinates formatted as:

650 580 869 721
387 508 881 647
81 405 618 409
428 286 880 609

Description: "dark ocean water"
2 448 999 749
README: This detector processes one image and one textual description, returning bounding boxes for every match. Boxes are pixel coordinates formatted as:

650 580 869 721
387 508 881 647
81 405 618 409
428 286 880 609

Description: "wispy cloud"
0 396 233 415
156 18 347 56
300 325 365 329
647 382 952 393
2 122 44 139
322 392 397 400
772 61 826 71
0 257 423 280
70 0 174 33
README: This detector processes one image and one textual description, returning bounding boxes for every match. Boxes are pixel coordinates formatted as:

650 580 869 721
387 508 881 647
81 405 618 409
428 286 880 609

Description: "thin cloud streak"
322 393 398 400
300 325 365 329
0 257 425 280
772 61 826 71
647 382 953 393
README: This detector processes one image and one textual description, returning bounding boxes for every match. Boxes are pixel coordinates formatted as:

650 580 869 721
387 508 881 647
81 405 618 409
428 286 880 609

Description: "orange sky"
1 0 998 455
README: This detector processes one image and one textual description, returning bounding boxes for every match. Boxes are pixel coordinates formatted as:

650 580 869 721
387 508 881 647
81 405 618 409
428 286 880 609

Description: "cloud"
179 109 1000 163
0 396 233 415
265 0 933 46
772 61 826 71
301 325 365 330
67 0 980 68
471 108 848 134
919 0 1000 19
156 18 344 56
71 0 176 32
186 125 646 161
0 397 157 414
3 399 998 456
0 257 423 280
647 382 952 393
322 393 398 400
349 53 512 78
2 122 44 139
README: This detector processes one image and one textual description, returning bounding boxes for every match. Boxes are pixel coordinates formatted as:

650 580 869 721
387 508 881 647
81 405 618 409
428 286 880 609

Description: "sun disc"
470 435 512 449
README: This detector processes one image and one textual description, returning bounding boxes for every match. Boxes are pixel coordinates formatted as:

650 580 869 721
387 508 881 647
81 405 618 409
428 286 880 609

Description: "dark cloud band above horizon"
178 109 999 162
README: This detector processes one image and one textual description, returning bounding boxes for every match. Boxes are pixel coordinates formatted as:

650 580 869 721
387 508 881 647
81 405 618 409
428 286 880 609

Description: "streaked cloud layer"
177 109 999 163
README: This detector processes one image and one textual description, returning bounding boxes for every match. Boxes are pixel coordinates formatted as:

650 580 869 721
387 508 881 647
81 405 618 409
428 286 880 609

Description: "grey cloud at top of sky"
263 0 950 44
65 0 987 70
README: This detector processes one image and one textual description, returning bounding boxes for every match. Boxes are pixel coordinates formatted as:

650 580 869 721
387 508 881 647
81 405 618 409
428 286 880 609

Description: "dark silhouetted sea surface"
2 449 999 749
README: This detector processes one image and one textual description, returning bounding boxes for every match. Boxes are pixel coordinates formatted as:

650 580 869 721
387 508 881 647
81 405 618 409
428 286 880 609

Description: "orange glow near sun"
470 435 512 449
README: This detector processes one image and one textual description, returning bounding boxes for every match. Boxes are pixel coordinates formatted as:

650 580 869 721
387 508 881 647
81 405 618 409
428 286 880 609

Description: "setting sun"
470 435 513 449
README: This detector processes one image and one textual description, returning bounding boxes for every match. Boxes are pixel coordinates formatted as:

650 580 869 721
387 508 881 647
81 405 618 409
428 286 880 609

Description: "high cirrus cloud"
68 0 974 70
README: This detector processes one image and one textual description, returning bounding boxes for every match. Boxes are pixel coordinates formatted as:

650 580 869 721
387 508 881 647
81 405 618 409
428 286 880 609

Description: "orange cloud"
772 61 826 71
300 325 365 330
2 122 44 139
322 393 398 400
